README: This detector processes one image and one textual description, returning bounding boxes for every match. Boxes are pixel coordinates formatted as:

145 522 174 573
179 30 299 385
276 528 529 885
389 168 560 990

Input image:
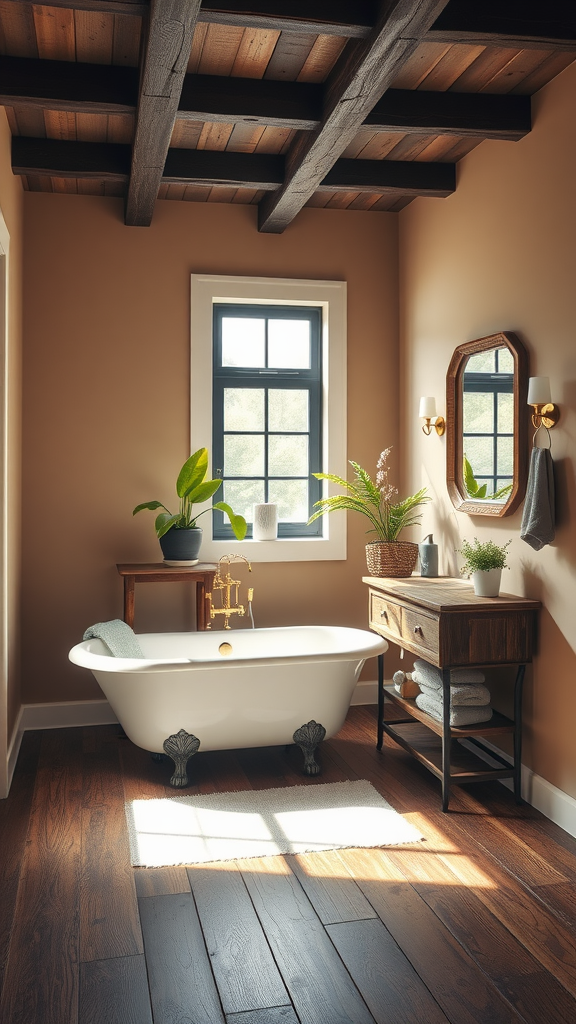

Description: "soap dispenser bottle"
419 534 438 577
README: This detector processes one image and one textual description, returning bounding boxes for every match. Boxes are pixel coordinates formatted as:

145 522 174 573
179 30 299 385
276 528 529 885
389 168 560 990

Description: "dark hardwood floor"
2 705 576 1024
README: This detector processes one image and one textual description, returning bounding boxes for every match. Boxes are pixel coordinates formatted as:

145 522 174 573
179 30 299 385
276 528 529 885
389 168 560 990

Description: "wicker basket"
365 540 419 578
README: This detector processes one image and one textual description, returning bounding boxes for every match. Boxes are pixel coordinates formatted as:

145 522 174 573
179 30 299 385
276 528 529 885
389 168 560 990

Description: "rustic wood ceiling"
1 0 575 231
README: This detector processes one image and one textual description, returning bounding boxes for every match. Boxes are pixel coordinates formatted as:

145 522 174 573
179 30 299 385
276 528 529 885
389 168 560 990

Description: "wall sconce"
527 377 560 429
419 396 445 436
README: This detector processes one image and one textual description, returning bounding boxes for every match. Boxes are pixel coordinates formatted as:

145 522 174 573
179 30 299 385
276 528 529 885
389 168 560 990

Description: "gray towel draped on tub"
83 619 145 658
520 446 555 551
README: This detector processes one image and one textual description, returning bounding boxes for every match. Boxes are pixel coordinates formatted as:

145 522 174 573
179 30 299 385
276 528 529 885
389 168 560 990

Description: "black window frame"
212 303 323 539
462 348 514 496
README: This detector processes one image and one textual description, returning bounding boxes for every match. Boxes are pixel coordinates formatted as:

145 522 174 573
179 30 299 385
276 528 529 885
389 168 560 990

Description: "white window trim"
190 274 347 562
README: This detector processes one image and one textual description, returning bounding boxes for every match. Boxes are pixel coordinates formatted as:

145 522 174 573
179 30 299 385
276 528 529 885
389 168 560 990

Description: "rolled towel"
83 619 144 658
415 692 493 727
413 659 485 686
416 679 491 706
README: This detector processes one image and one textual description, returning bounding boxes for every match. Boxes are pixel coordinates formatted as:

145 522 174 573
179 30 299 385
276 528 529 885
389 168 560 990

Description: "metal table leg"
377 652 384 751
441 667 451 812
513 664 526 803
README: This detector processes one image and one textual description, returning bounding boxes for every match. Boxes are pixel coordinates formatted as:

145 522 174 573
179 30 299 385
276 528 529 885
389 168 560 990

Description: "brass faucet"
206 554 253 630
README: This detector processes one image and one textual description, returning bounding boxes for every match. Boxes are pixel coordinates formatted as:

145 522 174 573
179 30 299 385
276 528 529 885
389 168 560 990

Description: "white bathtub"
69 625 387 784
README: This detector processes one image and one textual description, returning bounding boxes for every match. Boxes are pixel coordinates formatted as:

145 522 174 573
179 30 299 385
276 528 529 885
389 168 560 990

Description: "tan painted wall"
0 109 23 743
399 62 576 798
22 195 399 703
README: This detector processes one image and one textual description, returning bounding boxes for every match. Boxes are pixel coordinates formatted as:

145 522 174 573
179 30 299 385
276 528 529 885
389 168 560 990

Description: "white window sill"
200 531 346 563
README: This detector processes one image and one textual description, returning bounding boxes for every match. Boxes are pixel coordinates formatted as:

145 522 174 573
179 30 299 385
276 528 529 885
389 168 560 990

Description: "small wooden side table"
117 563 217 631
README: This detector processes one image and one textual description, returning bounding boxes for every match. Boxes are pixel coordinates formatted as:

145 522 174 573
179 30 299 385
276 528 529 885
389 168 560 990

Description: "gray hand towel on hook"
520 445 555 550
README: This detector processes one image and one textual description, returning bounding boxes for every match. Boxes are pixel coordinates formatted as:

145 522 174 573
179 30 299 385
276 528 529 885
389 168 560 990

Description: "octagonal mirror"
446 332 528 517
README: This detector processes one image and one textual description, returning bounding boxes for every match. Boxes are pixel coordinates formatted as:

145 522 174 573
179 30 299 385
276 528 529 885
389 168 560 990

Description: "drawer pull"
380 609 388 619
413 625 423 636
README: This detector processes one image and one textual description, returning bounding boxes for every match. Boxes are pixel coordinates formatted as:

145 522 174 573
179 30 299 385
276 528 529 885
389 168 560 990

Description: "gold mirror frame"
446 331 528 517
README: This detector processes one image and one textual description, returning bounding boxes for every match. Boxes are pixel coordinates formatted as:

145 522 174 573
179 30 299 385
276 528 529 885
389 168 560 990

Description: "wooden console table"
363 576 540 811
117 563 217 632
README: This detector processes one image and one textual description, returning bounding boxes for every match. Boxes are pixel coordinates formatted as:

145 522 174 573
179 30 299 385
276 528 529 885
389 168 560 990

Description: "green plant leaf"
476 483 487 498
214 501 248 540
185 478 222 505
463 455 479 496
176 448 209 499
132 500 167 515
155 512 182 538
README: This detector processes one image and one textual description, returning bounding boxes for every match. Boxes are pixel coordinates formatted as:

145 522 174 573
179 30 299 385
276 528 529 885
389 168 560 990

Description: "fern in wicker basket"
308 449 430 576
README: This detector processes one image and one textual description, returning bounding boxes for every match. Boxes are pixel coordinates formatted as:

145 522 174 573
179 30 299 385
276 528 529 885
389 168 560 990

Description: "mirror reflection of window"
462 346 514 502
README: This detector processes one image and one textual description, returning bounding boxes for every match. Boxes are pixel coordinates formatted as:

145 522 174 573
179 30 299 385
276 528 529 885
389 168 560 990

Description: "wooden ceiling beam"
427 0 576 51
125 0 202 226
0 56 137 115
366 90 531 141
257 0 451 234
12 136 455 198
1 58 530 141
4 0 376 35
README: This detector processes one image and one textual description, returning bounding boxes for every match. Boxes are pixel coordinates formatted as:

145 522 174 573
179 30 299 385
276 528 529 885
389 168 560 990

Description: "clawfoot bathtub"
69 625 387 786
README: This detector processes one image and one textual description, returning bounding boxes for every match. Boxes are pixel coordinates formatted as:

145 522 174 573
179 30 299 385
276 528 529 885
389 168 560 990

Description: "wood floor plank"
138 892 225 1024
338 847 523 1024
226 1008 299 1024
0 729 83 1024
0 730 41 991
187 862 289 1016
80 741 143 961
133 866 191 898
327 917 451 1024
79 955 152 1024
289 850 378 925
238 856 376 1024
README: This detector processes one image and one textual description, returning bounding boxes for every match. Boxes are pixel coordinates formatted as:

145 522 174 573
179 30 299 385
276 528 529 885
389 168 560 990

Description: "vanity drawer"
369 592 402 638
402 606 440 658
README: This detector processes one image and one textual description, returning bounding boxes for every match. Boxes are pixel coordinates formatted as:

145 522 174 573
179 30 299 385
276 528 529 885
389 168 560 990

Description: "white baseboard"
6 692 576 840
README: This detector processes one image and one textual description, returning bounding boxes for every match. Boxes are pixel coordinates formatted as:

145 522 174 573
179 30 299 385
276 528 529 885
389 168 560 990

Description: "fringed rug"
125 779 424 867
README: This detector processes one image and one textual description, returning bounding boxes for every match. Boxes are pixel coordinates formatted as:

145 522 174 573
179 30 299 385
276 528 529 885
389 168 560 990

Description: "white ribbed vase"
472 568 502 597
253 502 278 541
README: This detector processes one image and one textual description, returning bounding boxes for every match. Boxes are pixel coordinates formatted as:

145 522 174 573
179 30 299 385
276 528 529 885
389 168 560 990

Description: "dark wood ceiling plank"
0 0 39 59
319 156 455 196
263 31 317 81
0 55 138 113
257 0 452 233
8 0 148 16
163 147 283 188
125 0 202 226
427 0 576 52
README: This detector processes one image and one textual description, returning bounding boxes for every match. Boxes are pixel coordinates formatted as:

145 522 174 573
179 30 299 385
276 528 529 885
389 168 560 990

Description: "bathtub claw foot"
293 720 326 776
163 729 201 788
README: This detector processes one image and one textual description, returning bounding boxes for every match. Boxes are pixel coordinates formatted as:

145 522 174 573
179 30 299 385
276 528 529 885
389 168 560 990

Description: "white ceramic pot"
472 567 502 597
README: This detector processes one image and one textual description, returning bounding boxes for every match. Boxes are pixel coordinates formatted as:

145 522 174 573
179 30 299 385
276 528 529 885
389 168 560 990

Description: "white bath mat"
125 780 423 867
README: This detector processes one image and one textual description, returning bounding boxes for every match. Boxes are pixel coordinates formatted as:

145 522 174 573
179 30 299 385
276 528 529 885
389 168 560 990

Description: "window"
190 275 347 562
212 304 322 539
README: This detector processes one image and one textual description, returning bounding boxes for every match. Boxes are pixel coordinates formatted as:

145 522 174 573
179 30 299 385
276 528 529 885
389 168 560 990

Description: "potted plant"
308 448 430 577
133 448 247 565
458 537 511 597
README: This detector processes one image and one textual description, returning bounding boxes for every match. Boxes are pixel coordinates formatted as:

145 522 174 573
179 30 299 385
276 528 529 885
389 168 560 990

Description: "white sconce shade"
527 376 551 405
419 396 437 418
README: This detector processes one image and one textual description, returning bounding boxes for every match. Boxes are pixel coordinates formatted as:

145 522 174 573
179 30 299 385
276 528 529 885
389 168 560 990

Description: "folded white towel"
415 692 493 727
416 679 491 706
413 659 486 686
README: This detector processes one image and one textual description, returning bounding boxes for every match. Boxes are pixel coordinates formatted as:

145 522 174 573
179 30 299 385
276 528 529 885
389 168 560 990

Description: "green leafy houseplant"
133 448 247 540
458 537 511 576
463 455 512 502
308 448 430 577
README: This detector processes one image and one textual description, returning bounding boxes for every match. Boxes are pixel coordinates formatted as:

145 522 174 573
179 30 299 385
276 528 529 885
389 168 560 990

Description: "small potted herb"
133 448 246 565
458 537 511 597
